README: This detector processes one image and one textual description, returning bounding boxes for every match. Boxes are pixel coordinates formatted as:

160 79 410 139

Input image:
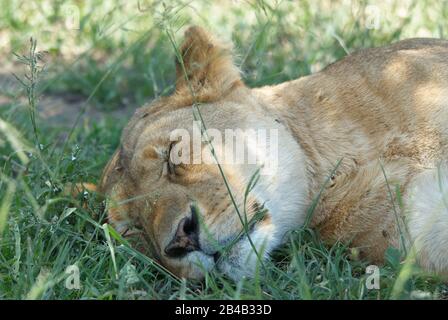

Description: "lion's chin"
163 240 262 281
214 223 278 281
167 251 215 281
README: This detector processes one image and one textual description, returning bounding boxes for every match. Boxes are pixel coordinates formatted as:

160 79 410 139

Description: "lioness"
98 26 448 280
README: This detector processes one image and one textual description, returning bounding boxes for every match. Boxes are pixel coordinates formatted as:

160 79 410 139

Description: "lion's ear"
175 26 242 101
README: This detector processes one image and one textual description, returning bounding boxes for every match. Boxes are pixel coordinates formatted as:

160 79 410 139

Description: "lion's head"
99 26 307 280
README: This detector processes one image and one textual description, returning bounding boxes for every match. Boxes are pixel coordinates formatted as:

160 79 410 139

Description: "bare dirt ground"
0 69 135 129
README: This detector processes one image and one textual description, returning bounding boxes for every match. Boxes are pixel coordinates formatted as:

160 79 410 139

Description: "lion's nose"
164 205 200 258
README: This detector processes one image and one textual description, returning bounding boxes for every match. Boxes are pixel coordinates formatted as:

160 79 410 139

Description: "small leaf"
385 246 401 269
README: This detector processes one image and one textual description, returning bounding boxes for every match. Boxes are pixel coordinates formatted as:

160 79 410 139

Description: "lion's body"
254 38 448 267
100 28 448 279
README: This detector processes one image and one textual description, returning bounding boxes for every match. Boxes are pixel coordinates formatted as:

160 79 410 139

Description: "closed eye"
167 141 176 175
167 141 188 177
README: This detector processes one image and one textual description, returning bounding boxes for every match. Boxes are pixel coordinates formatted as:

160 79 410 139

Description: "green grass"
1 0 448 299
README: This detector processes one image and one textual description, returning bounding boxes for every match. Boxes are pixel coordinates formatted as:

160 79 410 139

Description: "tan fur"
99 26 448 279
